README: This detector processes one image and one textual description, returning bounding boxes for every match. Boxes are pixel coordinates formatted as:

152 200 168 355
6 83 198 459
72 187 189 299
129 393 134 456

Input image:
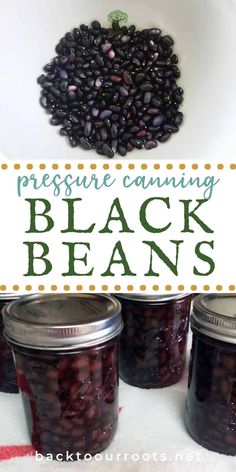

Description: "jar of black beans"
3 294 122 460
38 20 184 157
0 294 20 393
186 294 236 455
116 293 191 388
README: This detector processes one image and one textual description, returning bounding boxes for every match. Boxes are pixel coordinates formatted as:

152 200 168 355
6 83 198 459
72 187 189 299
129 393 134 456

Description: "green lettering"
180 199 213 233
62 242 93 276
194 241 215 275
100 198 134 233
25 198 54 233
140 197 171 233
61 198 95 233
23 242 52 276
102 241 136 276
143 240 184 276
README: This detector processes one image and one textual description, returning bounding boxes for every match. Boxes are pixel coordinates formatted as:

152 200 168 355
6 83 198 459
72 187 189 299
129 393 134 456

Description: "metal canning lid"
0 293 23 301
191 294 236 344
3 293 122 350
116 293 191 303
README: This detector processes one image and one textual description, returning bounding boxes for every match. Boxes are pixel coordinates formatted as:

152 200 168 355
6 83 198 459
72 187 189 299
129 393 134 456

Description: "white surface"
0 341 235 471
0 0 236 160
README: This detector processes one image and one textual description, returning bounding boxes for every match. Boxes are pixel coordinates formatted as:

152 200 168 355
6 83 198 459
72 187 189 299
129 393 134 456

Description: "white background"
0 0 236 160
0 160 234 292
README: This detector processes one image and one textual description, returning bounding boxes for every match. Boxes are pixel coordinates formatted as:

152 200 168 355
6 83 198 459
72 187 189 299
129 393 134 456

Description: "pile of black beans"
186 332 236 455
13 339 119 460
38 20 184 157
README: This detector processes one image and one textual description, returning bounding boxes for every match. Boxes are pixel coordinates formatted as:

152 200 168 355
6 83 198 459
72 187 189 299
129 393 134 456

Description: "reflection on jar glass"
116 293 192 389
3 293 122 460
0 294 20 393
186 294 236 455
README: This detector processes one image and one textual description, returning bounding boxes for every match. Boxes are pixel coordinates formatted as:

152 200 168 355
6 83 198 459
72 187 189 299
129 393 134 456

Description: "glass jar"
116 293 191 388
0 293 20 393
186 294 236 455
3 293 122 460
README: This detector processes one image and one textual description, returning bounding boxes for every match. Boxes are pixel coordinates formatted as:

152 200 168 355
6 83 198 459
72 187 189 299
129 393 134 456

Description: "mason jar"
0 293 20 393
3 293 122 460
186 294 236 455
116 293 191 388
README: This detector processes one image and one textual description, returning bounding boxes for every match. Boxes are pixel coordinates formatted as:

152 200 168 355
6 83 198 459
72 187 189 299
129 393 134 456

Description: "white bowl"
0 0 236 160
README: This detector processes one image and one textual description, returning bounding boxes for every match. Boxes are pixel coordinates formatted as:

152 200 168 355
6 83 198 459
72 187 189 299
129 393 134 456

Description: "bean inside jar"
186 294 236 455
116 294 191 388
3 293 122 460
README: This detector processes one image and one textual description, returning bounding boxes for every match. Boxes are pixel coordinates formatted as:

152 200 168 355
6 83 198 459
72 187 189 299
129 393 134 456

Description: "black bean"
159 132 171 142
118 145 127 156
148 40 157 52
152 97 162 107
80 137 92 150
119 86 129 97
40 95 48 108
37 74 46 84
58 69 68 80
109 105 121 113
130 126 139 134
68 91 77 101
99 110 112 119
69 135 77 147
50 116 61 126
133 58 141 67
102 143 114 158
148 108 160 115
112 93 119 104
127 142 134 152
153 115 166 127
145 140 158 150
173 66 181 78
163 123 179 133
144 92 152 104
135 73 146 83
56 109 67 117
94 34 102 47
110 75 122 83
106 117 113 126
111 113 120 123
91 20 101 29
122 133 133 142
110 124 118 139
60 80 68 92
175 112 184 125
69 112 79 123
84 121 92 137
80 104 89 113
124 98 133 109
162 35 174 47
139 83 154 91
171 54 178 64
123 71 133 85
100 128 108 140
59 128 68 136
174 93 183 104
130 138 144 149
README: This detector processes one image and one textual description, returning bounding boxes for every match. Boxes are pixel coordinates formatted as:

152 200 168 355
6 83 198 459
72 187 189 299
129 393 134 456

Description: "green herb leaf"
107 10 128 28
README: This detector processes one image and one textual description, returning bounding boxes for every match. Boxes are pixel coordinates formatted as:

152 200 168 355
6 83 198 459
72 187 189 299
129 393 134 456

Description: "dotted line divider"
0 284 235 293
0 163 236 171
